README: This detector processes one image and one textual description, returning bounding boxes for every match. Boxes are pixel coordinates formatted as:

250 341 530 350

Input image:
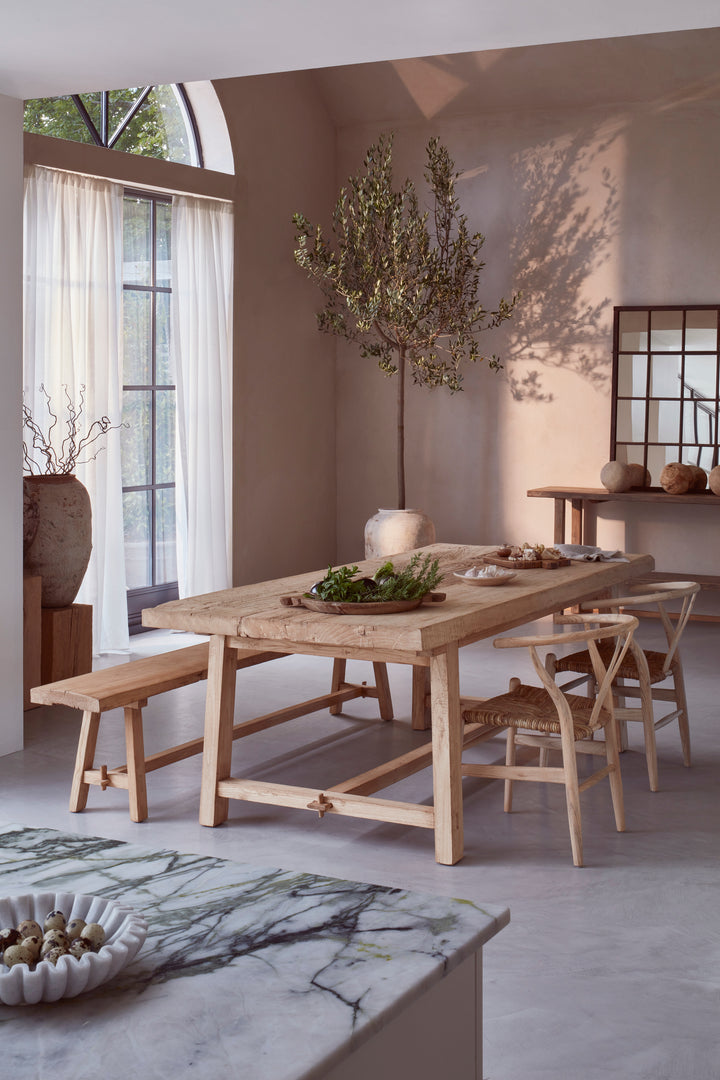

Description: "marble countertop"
0 824 509 1080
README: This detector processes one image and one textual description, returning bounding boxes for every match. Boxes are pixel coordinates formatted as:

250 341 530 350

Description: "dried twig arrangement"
23 384 120 475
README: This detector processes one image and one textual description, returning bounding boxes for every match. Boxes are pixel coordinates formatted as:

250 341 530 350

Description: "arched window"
23 84 232 642
23 85 203 167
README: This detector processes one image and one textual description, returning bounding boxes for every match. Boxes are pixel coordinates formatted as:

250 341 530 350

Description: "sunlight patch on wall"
390 57 468 120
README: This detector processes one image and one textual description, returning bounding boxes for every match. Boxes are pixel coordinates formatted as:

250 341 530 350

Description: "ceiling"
1 0 718 99
313 27 720 125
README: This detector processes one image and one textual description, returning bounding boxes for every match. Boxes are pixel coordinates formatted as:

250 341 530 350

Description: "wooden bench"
30 643 393 823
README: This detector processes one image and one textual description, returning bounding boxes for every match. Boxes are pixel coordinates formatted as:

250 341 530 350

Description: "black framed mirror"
611 305 720 485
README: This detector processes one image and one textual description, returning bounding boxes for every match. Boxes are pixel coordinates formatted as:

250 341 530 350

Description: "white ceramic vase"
23 474 92 608
364 508 436 559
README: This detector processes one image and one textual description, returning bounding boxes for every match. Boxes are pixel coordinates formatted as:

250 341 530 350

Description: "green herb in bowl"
308 554 442 603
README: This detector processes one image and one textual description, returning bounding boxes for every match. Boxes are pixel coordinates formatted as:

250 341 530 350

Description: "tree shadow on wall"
500 124 621 402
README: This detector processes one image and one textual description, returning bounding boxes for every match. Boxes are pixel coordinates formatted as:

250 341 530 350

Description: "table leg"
199 634 238 827
570 499 584 545
553 498 566 545
430 645 464 865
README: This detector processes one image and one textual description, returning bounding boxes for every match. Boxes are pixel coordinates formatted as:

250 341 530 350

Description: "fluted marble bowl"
0 891 147 1005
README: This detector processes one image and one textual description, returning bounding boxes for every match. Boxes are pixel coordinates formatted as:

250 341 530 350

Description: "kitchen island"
0 824 508 1079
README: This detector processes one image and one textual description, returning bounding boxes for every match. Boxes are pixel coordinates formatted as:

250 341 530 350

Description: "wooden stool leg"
372 663 394 721
672 659 692 767
70 710 100 812
124 703 148 823
411 666 430 730
329 659 347 716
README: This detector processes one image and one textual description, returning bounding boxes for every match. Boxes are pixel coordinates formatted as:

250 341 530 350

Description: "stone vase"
23 478 40 557
364 508 436 559
23 474 92 608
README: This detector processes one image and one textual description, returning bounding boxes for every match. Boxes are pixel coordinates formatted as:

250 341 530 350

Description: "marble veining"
0 824 508 1080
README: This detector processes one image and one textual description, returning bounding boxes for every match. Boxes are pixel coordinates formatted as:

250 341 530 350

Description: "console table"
527 486 720 604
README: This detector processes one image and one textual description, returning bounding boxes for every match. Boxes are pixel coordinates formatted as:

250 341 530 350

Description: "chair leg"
560 728 584 867
638 677 659 793
504 727 516 812
372 663 394 721
615 679 629 750
604 715 626 833
124 704 148 823
329 658 346 715
671 658 692 767
70 710 100 813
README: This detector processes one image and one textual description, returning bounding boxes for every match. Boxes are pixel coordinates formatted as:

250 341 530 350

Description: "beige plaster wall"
0 93 24 754
321 48 720 591
214 72 338 584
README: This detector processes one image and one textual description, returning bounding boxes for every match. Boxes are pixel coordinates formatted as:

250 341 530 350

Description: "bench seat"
31 643 393 822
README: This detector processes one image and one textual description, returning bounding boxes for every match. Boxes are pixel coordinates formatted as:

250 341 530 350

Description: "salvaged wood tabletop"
143 543 654 659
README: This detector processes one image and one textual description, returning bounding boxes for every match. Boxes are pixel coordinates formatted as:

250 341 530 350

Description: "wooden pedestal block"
41 604 93 684
23 574 42 710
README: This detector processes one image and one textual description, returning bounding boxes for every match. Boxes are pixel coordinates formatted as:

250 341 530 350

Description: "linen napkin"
556 544 628 563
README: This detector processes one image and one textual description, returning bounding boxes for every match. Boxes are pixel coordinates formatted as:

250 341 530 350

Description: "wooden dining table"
142 543 654 865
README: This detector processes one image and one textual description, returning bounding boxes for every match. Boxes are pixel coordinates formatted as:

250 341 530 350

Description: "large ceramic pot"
23 474 92 608
23 478 40 557
364 508 436 559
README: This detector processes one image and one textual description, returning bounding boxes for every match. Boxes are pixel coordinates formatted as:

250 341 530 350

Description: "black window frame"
122 188 179 634
24 84 203 167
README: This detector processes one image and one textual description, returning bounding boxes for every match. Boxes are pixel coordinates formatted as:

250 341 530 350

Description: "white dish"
453 569 517 587
0 891 147 1005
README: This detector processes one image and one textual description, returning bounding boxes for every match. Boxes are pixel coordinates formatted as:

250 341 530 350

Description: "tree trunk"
397 346 406 509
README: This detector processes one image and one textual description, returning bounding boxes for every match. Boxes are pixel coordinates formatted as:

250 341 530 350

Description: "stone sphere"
708 465 720 496
626 463 651 488
600 461 633 493
659 462 694 494
688 465 707 492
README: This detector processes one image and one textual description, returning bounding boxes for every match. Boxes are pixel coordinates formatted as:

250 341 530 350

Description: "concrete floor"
2 618 718 1079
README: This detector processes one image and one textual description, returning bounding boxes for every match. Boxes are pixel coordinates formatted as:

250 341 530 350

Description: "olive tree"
293 134 518 509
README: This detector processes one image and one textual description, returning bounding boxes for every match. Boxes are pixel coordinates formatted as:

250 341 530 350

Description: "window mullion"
108 87 154 150
70 94 103 147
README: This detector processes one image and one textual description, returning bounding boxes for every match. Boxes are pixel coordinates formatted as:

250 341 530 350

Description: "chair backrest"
581 581 700 675
495 613 639 729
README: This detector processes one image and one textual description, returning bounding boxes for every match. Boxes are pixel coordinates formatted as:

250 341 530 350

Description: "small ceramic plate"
0 891 147 1006
453 570 517 587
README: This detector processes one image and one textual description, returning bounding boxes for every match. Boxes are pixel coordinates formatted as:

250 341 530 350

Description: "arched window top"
24 85 203 167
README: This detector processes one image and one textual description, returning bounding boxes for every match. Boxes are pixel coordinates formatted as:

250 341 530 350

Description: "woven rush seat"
554 643 669 684
464 682 602 740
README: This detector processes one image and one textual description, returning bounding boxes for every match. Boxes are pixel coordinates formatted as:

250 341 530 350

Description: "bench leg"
124 704 149 823
331 658 394 720
372 663 394 721
412 667 431 730
70 710 100 813
329 658 346 715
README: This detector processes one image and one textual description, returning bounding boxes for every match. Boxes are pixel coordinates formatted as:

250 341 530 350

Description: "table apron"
227 635 431 666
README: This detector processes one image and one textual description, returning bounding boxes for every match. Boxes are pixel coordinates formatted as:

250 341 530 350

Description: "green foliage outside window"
23 87 194 165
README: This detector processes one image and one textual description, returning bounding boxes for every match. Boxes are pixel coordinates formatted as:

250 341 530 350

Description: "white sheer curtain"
23 165 129 653
172 195 233 596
